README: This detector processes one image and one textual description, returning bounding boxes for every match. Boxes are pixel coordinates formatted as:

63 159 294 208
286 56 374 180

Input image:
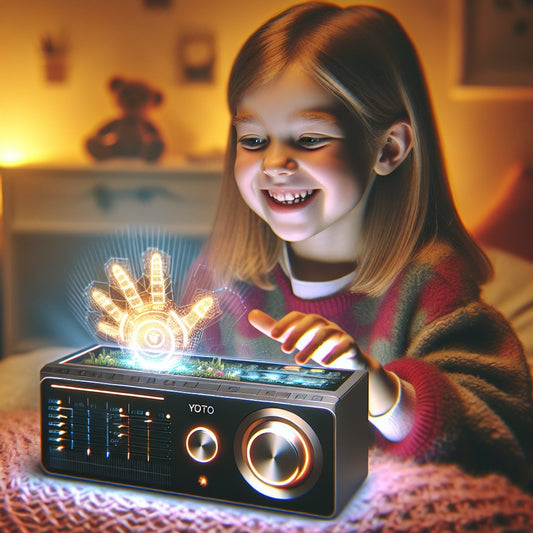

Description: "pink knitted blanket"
1 411 532 532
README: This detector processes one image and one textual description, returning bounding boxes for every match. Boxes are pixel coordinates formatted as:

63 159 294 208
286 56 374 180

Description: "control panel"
41 346 368 517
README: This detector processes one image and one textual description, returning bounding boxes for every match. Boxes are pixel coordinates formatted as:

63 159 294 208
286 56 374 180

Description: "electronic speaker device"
41 345 368 517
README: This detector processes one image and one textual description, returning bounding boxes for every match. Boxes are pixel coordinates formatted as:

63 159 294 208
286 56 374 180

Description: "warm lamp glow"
0 121 82 165
0 148 26 166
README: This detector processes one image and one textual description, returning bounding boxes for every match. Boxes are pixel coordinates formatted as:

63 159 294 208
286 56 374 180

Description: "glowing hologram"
150 251 166 305
67 227 253 358
88 247 220 367
111 263 143 309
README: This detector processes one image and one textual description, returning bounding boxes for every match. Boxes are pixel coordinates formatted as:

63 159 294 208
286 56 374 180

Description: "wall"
0 0 532 227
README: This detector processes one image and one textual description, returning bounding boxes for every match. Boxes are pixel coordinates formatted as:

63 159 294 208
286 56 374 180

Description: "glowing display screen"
60 346 353 391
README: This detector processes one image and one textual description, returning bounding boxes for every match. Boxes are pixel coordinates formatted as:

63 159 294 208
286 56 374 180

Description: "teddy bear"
86 76 165 162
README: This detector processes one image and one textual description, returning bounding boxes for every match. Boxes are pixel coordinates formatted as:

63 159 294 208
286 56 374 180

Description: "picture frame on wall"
450 0 533 99
177 32 216 84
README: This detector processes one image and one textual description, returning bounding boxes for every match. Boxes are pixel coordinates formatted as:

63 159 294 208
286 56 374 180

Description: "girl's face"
233 66 375 262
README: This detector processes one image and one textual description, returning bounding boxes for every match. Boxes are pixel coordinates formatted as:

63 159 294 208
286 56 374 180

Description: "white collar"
280 244 356 300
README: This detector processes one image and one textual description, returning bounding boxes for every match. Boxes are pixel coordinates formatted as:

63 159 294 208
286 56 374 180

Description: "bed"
1 165 533 532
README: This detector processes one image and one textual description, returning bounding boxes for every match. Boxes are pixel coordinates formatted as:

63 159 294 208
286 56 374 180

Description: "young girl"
192 2 533 484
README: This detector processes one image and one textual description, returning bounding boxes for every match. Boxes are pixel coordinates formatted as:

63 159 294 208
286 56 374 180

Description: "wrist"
369 373 416 442
368 367 400 417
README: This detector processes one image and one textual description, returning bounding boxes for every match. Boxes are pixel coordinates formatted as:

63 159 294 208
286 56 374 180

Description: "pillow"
473 163 533 263
482 247 533 377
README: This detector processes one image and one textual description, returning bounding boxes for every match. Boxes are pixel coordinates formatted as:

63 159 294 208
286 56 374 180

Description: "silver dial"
235 409 322 499
186 426 219 463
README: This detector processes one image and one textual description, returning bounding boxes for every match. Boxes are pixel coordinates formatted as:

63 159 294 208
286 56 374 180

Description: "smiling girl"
192 2 533 483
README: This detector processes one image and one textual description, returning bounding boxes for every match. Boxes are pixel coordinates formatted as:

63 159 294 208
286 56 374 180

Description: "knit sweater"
194 241 533 485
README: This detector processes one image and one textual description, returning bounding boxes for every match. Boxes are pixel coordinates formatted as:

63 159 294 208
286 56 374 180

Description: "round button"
186 426 219 463
234 409 322 500
246 420 310 487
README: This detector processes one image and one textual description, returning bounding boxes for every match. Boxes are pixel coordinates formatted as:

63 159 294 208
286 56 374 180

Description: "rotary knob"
186 426 219 463
235 409 322 499
247 420 310 487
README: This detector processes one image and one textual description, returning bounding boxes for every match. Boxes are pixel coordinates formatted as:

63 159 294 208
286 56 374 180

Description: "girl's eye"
297 135 332 149
238 136 268 150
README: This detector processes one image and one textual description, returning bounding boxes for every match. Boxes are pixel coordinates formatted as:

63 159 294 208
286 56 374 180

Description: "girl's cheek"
235 148 248 168
235 153 260 181
234 158 247 182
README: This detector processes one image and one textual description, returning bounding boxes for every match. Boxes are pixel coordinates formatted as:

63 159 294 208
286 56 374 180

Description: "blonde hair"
205 2 491 295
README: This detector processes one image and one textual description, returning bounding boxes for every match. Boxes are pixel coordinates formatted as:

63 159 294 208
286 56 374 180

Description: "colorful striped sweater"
195 241 533 485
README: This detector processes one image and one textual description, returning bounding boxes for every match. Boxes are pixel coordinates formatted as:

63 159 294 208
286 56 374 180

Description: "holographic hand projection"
87 247 219 367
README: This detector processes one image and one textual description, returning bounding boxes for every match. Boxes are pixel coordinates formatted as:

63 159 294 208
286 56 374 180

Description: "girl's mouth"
264 189 318 207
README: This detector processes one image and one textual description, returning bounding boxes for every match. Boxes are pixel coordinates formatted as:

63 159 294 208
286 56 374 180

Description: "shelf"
1 163 221 355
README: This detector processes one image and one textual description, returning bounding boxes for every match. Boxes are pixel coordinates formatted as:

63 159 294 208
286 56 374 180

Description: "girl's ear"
373 120 413 176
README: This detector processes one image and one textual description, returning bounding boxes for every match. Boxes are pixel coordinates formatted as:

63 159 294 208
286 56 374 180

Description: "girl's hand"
248 309 362 369
248 309 400 416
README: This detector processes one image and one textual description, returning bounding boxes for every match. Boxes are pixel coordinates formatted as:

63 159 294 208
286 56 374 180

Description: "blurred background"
1 0 532 224
0 0 532 354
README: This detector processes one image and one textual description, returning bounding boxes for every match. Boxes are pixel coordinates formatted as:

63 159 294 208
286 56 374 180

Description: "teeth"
268 190 315 205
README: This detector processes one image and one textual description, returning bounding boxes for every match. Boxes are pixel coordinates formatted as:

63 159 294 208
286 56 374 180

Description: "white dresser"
1 162 221 355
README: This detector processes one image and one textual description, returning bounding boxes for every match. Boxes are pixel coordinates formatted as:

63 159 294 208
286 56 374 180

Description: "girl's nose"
262 143 298 178
263 163 297 178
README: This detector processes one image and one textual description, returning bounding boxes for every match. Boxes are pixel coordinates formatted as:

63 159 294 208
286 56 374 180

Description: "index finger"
248 309 277 338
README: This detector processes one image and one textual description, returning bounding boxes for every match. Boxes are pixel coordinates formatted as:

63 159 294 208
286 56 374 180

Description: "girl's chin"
268 224 317 243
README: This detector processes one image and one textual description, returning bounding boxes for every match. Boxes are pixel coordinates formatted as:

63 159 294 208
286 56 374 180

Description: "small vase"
44 51 67 83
